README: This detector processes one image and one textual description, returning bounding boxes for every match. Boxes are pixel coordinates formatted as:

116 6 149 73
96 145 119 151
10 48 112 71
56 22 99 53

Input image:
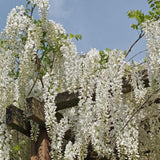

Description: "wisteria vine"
0 0 160 160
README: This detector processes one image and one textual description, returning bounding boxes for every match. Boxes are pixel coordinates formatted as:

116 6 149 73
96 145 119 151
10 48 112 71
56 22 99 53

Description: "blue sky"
0 0 150 61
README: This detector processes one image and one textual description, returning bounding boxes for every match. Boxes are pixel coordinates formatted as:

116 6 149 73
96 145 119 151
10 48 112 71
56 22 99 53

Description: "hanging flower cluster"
142 19 160 159
31 0 49 17
0 0 160 160
0 48 13 160
131 65 147 105
143 20 160 93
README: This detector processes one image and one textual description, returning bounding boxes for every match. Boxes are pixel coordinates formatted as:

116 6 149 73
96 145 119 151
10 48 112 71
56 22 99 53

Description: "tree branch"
28 50 44 96
125 32 145 58
121 87 160 131
28 77 38 97
29 4 36 18
127 49 147 62
111 88 160 146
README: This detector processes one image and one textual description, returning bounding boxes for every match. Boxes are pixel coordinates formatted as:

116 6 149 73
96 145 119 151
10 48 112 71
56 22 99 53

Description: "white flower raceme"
4 5 31 39
67 49 100 159
41 19 80 92
64 141 76 160
116 119 139 160
131 66 147 104
0 124 10 160
143 20 160 92
41 21 81 158
31 0 49 16
143 20 160 159
0 48 13 160
18 24 38 107
1 1 160 159
43 72 70 159
91 49 128 157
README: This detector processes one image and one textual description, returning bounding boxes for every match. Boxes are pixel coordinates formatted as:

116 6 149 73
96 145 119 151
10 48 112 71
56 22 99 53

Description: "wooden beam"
26 91 79 125
26 98 45 125
37 126 51 160
6 105 31 137
30 126 51 160
55 91 79 110
26 97 63 126
30 141 38 160
26 70 150 125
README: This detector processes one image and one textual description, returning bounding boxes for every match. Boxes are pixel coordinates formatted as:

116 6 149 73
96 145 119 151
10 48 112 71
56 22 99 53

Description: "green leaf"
155 1 160 5
13 145 20 151
152 7 156 11
75 35 79 41
19 140 25 145
131 60 135 66
123 50 127 55
149 11 154 16
22 36 27 43
105 48 111 52
127 10 136 18
69 33 74 39
40 69 46 76
99 50 104 56
14 53 19 58
150 3 155 8
130 24 138 30
154 14 159 19
27 1 31 6
75 34 82 41
156 8 160 15
78 34 82 40
144 15 152 20
148 0 153 4
15 70 19 78
104 55 109 63
156 3 160 8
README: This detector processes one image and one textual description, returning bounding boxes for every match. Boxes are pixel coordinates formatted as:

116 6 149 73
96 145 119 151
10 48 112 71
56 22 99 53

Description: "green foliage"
131 59 136 67
123 50 127 55
10 140 25 160
128 0 160 30
68 33 82 41
9 130 31 160
25 0 36 17
38 22 82 75
128 10 146 30
97 49 110 69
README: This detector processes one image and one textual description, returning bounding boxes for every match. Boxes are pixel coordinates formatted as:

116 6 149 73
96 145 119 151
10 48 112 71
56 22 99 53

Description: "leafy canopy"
128 0 160 30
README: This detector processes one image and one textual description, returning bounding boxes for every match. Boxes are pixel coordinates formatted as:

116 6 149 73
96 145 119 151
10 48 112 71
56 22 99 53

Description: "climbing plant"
0 0 160 159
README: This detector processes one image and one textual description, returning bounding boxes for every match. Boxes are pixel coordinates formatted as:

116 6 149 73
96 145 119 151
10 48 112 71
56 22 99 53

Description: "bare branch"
127 49 147 62
110 88 160 146
28 77 38 97
28 49 44 96
29 4 36 18
121 87 160 131
125 32 145 58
